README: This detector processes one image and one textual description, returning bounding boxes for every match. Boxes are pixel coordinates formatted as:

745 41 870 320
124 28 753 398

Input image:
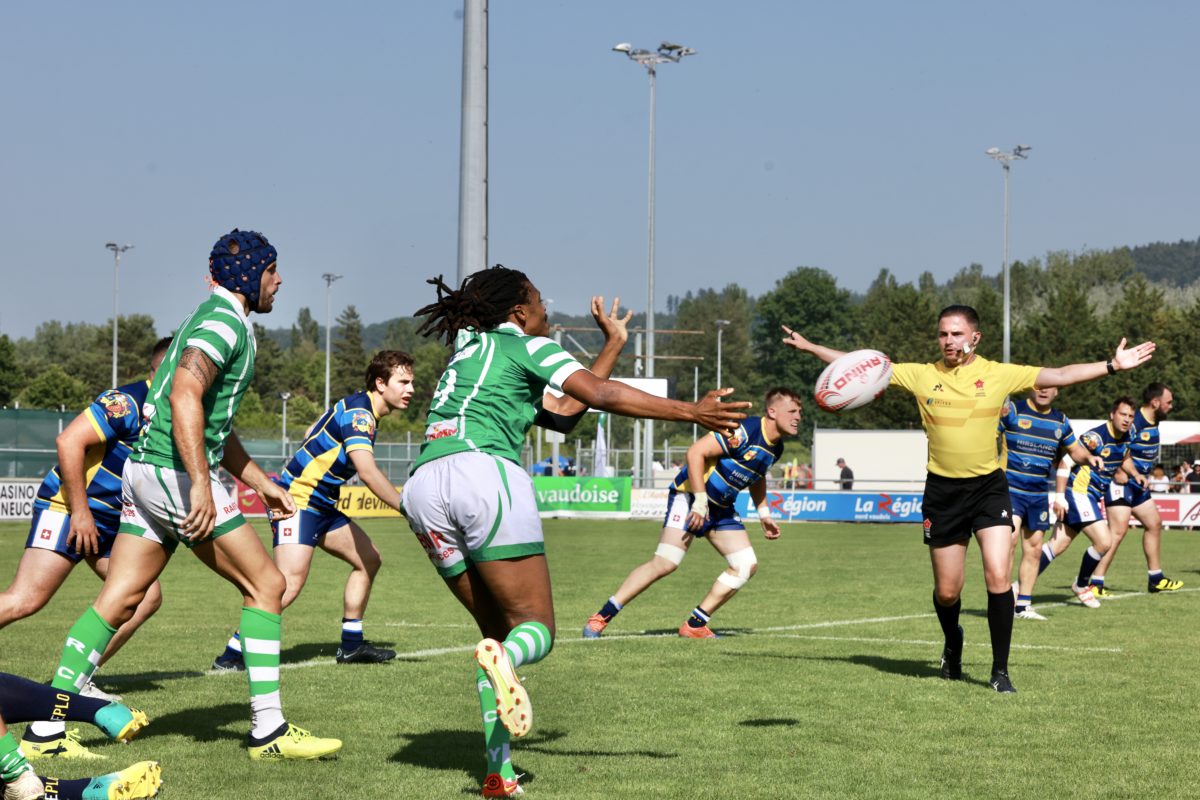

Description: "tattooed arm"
172 346 220 540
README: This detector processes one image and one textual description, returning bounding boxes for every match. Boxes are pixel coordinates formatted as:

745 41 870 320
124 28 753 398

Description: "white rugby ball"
814 349 893 413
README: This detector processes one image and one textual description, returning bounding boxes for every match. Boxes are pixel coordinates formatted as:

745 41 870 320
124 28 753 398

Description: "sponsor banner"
1143 495 1200 528
631 488 669 518
0 480 40 520
231 478 402 519
736 490 925 523
534 477 631 517
235 480 268 517
335 486 403 518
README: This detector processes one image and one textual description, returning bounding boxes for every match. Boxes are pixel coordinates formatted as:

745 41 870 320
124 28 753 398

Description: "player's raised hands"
591 296 632 346
692 388 751 434
1112 338 1156 371
780 325 811 351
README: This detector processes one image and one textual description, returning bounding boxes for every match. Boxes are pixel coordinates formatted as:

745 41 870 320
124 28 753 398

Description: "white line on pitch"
759 633 1121 653
203 585 1191 674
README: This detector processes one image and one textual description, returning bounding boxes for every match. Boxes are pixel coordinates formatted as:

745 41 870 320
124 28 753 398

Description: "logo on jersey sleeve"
350 411 375 436
1080 431 1102 451
724 426 746 450
98 391 132 420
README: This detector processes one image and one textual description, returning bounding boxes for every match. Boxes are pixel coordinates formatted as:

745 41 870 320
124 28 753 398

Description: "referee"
782 305 1156 693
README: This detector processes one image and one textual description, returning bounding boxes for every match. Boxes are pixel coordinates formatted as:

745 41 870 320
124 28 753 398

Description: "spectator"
1189 460 1200 494
1148 464 1170 493
799 462 814 489
1172 462 1191 493
837 457 854 490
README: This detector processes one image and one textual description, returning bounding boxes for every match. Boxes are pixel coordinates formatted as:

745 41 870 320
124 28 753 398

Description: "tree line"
2 243 1198 453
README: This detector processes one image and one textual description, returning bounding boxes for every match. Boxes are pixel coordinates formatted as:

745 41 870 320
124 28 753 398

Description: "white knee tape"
725 547 757 580
655 543 687 566
717 571 747 590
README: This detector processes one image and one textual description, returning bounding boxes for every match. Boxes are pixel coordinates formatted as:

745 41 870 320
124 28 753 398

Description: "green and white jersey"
414 322 586 471
133 286 256 470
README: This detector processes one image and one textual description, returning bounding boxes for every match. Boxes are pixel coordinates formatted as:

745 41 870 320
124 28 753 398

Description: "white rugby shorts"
119 461 247 551
402 451 544 577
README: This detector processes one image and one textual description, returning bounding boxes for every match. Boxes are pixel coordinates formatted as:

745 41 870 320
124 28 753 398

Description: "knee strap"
655 543 687 566
717 547 757 590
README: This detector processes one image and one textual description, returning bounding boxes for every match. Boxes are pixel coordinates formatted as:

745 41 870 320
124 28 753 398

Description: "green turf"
1 519 1198 799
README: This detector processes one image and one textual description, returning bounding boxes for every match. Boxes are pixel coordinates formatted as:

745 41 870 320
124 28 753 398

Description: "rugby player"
212 350 416 670
40 229 340 760
402 267 748 797
999 387 1101 620
0 340 168 758
0 673 160 800
782 305 1154 693
1038 397 1138 608
583 387 803 639
1089 383 1182 595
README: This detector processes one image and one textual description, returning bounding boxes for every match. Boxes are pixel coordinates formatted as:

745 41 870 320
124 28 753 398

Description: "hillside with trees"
3 237 1198 452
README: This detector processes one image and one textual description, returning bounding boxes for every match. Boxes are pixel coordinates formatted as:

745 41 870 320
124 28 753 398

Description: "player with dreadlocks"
40 229 341 761
402 265 751 797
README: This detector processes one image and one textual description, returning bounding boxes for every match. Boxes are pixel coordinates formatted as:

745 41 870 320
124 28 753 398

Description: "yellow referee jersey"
890 356 1041 479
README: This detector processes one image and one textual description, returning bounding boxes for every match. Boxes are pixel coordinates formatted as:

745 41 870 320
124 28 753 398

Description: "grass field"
2 518 1199 799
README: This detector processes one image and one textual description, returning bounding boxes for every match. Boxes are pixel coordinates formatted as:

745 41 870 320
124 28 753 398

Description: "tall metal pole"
280 392 291 460
1002 162 1011 363
457 0 488 285
106 243 132 387
614 41 695 488
715 319 730 389
643 66 658 488
322 273 343 408
986 145 1030 363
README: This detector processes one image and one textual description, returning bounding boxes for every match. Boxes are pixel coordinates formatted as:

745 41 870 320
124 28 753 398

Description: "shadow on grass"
100 670 208 693
721 650 992 688
739 718 799 727
390 727 675 778
143 702 249 743
642 627 755 638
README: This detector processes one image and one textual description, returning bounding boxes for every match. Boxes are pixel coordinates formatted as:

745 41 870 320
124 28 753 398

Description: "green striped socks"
240 607 284 739
475 667 515 780
502 621 552 668
51 607 117 693
0 732 30 783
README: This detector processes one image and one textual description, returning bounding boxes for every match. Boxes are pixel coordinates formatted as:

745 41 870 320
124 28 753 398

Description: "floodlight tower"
613 40 696 486
105 242 134 386
985 144 1032 363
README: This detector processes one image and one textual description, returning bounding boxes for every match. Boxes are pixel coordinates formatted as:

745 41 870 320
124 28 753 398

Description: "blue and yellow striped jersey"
34 379 151 530
279 391 378 513
1068 421 1131 500
999 398 1077 496
672 416 784 508
1126 408 1160 476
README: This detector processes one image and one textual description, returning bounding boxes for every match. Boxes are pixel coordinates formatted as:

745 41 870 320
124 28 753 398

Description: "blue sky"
2 1 1197 338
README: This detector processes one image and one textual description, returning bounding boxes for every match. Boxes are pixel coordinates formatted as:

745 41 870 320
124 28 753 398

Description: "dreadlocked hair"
414 265 532 346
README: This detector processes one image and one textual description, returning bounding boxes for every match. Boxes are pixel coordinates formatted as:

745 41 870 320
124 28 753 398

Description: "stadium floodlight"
322 273 344 409
612 38 696 487
985 145 1033 363
105 242 134 387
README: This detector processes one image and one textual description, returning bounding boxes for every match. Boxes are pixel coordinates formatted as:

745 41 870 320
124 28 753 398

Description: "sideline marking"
206 586 1194 674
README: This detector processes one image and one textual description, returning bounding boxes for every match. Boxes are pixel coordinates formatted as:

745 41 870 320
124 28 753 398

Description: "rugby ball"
814 349 892 413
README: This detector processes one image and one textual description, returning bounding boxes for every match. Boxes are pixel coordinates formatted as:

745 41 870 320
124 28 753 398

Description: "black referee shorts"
921 469 1014 546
